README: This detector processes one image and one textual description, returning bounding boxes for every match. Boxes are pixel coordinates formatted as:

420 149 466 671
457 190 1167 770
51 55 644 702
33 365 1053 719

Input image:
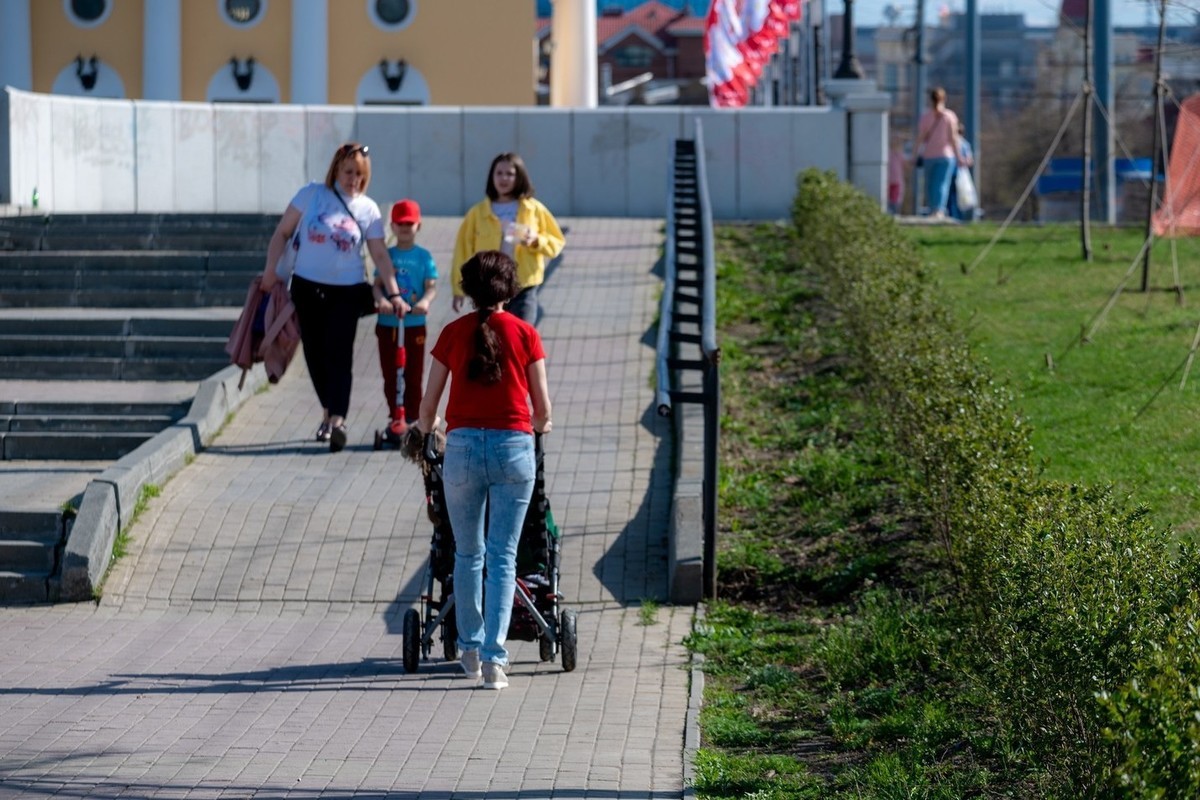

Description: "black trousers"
290 275 366 419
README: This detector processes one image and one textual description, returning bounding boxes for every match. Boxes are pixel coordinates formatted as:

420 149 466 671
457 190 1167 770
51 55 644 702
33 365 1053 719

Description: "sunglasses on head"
342 144 369 158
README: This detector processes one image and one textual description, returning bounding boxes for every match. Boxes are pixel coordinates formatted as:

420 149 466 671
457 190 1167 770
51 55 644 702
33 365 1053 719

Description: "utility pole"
911 0 926 214
812 0 826 104
1093 0 1115 223
1081 0 1093 261
1141 0 1167 290
965 0 980 208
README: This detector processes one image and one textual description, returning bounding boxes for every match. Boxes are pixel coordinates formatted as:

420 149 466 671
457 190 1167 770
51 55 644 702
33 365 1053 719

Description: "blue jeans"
505 285 539 327
924 157 956 215
443 428 536 665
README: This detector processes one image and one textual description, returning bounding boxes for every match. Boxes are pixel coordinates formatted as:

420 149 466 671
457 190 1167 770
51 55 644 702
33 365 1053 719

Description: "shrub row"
790 169 1200 798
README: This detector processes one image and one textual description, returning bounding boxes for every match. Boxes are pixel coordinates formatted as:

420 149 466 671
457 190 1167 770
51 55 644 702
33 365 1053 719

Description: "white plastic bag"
955 167 978 211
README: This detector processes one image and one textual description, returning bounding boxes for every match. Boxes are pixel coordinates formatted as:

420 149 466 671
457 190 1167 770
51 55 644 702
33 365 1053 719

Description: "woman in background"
914 87 962 220
451 153 565 326
262 142 407 452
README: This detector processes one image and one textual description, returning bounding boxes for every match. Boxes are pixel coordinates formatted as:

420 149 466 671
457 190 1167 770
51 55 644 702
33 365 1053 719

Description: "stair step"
12 401 188 416
5 414 178 433
0 335 226 359
0 510 64 539
0 571 50 604
0 289 247 308
0 318 233 337
0 252 263 271
1 431 156 460
0 356 225 381
0 540 56 571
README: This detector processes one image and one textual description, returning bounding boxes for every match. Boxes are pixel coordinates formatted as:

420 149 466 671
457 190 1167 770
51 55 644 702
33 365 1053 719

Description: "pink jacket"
225 277 301 388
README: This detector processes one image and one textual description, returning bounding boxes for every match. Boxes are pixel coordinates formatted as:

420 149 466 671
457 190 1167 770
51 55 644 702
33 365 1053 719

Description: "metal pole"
965 0 980 207
834 0 865 78
1093 0 1115 223
912 0 926 214
1081 0 1094 260
1141 0 1167 290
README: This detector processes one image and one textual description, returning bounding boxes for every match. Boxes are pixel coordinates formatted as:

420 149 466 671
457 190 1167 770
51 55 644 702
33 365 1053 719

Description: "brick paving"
0 217 691 799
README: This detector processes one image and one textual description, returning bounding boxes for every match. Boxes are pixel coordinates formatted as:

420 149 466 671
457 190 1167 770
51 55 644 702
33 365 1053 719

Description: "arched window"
221 0 265 28
52 57 125 98
64 0 111 27
369 0 416 31
207 60 280 103
357 62 430 105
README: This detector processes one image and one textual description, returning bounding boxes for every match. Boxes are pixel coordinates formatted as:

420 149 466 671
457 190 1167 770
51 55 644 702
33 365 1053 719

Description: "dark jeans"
506 285 540 327
290 275 364 419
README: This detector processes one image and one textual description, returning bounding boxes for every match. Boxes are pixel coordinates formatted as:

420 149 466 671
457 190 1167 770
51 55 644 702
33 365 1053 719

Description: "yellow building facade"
1 0 538 106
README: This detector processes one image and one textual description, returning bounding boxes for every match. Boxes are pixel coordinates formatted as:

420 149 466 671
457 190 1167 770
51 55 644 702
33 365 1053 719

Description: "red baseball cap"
390 199 421 224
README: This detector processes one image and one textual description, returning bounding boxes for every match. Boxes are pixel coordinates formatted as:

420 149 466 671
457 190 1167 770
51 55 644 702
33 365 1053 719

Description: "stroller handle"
422 430 543 463
422 432 441 464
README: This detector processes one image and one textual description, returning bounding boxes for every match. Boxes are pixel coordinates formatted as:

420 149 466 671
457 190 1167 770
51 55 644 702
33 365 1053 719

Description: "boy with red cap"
374 198 438 442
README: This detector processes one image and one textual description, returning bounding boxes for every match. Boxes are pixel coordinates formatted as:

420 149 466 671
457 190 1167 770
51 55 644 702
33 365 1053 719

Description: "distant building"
537 1 708 105
0 0 536 106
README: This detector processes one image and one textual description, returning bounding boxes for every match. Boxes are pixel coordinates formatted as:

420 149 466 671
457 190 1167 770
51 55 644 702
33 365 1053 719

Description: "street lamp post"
834 0 864 79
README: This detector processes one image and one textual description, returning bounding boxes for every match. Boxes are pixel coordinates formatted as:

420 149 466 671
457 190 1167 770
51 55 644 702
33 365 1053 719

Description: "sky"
538 0 1197 29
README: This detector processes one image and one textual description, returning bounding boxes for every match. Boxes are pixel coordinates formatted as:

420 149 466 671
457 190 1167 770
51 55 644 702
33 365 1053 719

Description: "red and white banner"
705 0 803 108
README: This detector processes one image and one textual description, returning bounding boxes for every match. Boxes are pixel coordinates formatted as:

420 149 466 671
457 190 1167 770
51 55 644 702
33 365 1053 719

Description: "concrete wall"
2 87 884 220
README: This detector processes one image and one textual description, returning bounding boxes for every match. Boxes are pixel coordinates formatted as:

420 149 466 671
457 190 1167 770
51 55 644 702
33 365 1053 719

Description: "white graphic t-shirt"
289 182 385 286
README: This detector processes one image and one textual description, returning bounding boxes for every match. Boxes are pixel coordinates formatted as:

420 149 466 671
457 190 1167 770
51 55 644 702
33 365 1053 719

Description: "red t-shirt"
430 310 545 432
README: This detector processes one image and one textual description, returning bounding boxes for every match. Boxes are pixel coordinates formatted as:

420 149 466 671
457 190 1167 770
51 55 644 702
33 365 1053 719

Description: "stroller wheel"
402 608 421 673
560 609 578 672
538 629 554 662
442 607 459 662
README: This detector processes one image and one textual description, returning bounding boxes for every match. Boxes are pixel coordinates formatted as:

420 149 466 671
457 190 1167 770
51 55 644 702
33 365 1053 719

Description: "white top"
289 182 384 286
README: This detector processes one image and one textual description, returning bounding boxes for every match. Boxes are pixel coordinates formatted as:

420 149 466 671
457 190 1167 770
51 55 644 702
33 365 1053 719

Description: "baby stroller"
401 432 578 674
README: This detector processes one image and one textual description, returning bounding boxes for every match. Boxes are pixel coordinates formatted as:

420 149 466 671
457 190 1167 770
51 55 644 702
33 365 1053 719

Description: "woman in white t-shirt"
262 143 408 452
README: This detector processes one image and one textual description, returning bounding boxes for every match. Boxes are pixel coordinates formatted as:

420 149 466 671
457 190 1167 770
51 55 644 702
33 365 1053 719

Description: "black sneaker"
329 424 348 453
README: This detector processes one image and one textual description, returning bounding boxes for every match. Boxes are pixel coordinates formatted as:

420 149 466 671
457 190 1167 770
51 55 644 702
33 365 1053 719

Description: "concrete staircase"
0 213 272 385
0 509 72 604
0 315 238 381
0 213 273 602
0 398 190 461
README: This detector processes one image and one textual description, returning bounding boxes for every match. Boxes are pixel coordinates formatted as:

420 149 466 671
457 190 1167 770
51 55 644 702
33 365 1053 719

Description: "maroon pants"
375 324 426 422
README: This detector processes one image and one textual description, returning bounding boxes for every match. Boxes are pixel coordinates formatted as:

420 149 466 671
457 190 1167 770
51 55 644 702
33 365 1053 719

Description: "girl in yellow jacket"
451 152 565 326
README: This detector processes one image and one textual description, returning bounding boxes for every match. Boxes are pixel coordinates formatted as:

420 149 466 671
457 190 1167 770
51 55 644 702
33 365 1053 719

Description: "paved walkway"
0 218 692 798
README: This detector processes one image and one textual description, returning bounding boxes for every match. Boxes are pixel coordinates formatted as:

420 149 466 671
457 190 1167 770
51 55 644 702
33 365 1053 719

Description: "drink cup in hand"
504 222 528 244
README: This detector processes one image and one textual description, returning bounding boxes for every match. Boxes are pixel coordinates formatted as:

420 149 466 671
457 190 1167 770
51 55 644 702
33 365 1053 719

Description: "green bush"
788 168 1200 796
1100 591 1200 799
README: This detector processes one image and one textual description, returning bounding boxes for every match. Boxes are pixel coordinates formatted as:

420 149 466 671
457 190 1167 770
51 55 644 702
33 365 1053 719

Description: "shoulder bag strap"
331 186 367 242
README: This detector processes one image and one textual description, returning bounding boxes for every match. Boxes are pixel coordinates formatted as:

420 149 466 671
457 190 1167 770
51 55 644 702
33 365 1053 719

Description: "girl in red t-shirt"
417 251 552 690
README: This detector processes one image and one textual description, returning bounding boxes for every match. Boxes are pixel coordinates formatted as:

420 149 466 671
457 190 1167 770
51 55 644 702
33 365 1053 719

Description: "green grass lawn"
910 222 1200 535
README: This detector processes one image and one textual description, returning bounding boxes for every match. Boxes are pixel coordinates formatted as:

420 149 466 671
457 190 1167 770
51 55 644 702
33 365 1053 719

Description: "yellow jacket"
451 197 565 296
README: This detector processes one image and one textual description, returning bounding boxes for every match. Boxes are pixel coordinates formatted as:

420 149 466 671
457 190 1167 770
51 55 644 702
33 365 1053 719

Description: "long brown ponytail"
460 251 520 385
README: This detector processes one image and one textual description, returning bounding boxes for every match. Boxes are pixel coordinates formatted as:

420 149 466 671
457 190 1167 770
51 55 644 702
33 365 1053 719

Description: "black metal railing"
656 120 720 600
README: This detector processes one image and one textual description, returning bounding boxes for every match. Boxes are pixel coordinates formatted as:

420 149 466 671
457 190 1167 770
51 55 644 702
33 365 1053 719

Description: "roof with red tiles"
536 1 704 45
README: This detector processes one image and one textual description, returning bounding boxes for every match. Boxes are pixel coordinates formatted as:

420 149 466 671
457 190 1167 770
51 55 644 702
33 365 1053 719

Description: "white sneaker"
460 649 481 679
481 662 508 690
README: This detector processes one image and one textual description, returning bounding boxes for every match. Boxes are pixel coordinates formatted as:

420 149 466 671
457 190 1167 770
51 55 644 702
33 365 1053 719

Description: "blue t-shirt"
376 244 438 329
